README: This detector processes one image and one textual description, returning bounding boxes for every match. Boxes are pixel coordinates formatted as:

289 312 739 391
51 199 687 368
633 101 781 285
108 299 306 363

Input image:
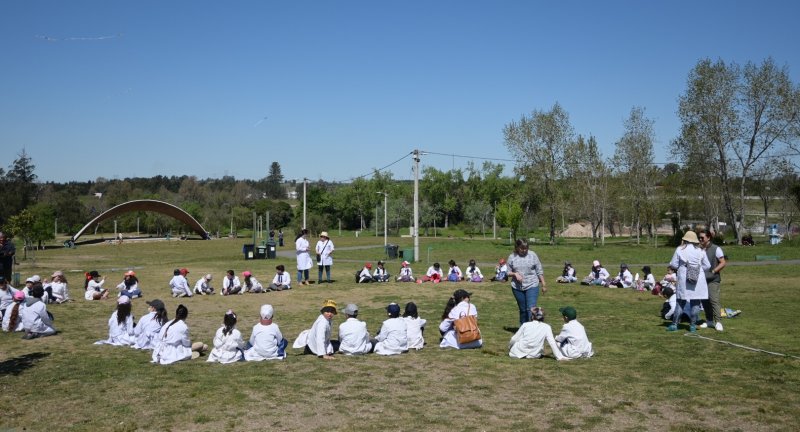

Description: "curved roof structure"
71 199 209 242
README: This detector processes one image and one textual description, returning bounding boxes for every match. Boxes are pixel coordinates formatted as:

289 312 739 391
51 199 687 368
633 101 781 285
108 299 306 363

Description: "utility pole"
413 150 420 262
377 192 388 247
303 178 308 229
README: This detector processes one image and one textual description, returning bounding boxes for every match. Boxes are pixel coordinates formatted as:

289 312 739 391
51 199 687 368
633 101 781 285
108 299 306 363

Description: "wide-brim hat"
682 231 700 243
321 299 337 314
320 231 329 238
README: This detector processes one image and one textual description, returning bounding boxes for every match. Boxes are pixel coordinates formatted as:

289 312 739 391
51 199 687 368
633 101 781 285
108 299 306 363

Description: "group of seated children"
355 258 513 284
93 298 289 364
1 277 57 339
508 305 594 360
293 299 427 358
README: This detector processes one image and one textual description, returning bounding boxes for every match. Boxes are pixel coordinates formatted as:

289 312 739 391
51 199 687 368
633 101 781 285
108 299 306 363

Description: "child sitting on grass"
396 261 414 282
268 265 291 291
244 305 288 361
356 263 373 283
508 307 567 360
660 287 677 322
555 306 593 359
21 283 57 339
207 310 246 364
94 295 136 346
490 258 508 282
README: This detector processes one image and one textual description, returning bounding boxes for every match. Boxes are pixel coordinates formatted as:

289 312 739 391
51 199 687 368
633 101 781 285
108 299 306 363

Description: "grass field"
1 236 799 431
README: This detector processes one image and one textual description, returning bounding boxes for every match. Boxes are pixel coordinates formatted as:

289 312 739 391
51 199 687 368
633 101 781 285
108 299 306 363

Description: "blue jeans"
297 269 309 282
512 287 540 325
674 299 701 326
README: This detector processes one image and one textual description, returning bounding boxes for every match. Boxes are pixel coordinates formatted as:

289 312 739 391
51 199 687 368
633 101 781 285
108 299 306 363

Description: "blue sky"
2 1 799 184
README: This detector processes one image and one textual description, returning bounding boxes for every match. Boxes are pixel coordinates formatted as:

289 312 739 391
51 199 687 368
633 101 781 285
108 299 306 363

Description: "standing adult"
0 232 15 282
699 229 727 331
315 231 334 284
295 229 313 286
667 231 711 333
278 229 284 247
506 239 547 325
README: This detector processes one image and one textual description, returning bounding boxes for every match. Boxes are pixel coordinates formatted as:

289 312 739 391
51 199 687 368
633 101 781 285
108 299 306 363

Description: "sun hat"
321 299 338 314
125 270 136 277
52 271 64 278
343 303 359 316
592 260 600 267
117 296 131 305
13 291 25 301
559 306 578 321
146 299 165 310
320 231 329 238
243 271 252 277
682 231 700 243
260 304 274 319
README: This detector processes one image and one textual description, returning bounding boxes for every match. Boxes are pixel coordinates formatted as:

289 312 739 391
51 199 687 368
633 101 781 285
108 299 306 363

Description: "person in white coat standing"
509 307 567 360
373 303 408 355
667 231 711 333
207 310 246 364
295 229 313 286
315 231 335 284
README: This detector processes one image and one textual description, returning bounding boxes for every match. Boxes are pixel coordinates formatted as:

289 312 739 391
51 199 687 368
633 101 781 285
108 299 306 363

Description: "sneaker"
666 324 678 332
191 351 200 360
172 293 178 298
699 322 709 329
689 324 697 333
715 321 724 332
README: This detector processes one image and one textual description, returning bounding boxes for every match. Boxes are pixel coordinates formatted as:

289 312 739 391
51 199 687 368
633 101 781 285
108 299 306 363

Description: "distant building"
287 191 298 199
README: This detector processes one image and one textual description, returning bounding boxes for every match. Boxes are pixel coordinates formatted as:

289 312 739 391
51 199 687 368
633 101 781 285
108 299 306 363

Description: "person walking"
506 239 547 325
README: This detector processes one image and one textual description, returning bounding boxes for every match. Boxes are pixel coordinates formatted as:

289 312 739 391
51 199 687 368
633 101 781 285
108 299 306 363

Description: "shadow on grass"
0 352 50 376
503 326 519 333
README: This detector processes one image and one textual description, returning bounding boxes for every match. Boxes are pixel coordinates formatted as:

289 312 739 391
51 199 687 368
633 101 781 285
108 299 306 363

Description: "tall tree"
613 106 656 244
1 150 38 225
265 162 285 199
567 135 609 245
504 102 573 243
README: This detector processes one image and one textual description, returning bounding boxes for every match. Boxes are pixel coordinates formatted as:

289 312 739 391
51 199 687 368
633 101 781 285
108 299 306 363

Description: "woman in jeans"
507 239 547 325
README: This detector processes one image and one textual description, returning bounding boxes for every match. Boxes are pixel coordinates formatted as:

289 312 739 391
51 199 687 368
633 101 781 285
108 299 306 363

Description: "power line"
347 152 413 182
421 150 515 163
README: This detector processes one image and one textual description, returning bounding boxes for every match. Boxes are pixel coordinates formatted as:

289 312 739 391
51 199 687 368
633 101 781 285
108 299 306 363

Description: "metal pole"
413 150 420 262
54 218 58 239
303 178 307 229
266 211 270 237
375 205 378 237
383 192 388 247
252 212 257 248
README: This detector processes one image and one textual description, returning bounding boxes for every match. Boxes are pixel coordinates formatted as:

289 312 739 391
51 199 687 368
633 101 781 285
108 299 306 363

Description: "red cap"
180 268 189 275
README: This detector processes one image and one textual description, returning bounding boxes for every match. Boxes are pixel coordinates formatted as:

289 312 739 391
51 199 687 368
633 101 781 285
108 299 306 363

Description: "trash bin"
386 244 398 259
243 244 255 260
266 240 277 259
401 248 414 262
255 245 267 259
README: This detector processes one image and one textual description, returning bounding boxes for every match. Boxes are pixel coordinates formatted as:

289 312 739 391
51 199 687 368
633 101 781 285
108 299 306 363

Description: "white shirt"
47 281 70 302
618 269 634 288
169 275 192 297
447 266 463 280
21 300 56 335
85 279 105 300
374 317 408 355
403 316 427 350
664 294 677 320
194 278 213 294
397 267 413 280
315 239 334 266
207 327 245 364
465 266 483 281
134 311 163 350
152 320 192 365
295 237 313 270
358 267 372 282
508 321 566 360
426 266 443 278
244 322 285 361
243 276 263 292
338 317 372 355
223 276 241 292
555 320 594 359
271 272 291 288
95 310 136 346
0 287 19 311
669 244 711 300
2 302 25 332
439 301 482 349
306 314 333 356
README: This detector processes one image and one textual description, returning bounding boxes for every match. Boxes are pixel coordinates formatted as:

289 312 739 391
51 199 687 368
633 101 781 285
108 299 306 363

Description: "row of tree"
2 58 799 248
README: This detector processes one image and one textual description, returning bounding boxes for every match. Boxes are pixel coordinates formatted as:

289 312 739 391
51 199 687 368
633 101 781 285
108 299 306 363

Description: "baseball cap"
117 296 131 305
453 289 472 302
260 304 274 319
180 268 189 275
559 306 578 320
343 304 359 316
146 299 166 310
26 275 41 283
13 291 26 301
386 303 401 316
365 262 372 269
243 271 252 277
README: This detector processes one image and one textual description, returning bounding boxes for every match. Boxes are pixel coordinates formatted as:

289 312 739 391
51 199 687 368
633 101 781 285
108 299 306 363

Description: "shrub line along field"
2 236 799 431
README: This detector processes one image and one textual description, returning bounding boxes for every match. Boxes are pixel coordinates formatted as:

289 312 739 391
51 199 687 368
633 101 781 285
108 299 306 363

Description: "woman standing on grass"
506 239 547 325
295 229 313 286
667 231 710 333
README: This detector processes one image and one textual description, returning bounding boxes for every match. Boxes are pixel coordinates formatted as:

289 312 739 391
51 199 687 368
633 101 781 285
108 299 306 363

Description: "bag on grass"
453 302 481 345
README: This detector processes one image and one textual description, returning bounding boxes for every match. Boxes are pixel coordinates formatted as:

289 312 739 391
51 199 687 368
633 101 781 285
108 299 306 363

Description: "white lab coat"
207 327 245 364
133 311 163 350
338 318 372 355
404 316 427 350
374 317 408 355
508 321 566 360
555 320 594 359
439 301 482 349
21 300 56 335
244 322 286 361
95 310 136 346
152 320 192 365
306 314 333 356
669 244 711 300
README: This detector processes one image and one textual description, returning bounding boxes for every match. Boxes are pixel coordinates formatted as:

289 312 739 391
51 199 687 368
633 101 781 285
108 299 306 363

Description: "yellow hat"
321 299 337 314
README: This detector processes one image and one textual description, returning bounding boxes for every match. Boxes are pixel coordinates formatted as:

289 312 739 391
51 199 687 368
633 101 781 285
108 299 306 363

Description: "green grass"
2 235 799 431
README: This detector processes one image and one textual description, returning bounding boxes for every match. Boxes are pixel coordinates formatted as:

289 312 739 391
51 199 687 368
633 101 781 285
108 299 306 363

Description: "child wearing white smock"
134 299 168 350
439 290 482 349
2 291 26 332
21 284 57 338
508 307 567 360
373 303 408 356
152 304 206 364
244 304 288 361
207 310 246 364
555 306 594 359
402 302 426 350
337 304 372 355
95 296 136 346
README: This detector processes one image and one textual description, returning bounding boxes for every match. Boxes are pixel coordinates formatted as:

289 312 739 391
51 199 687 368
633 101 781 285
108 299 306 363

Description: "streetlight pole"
377 192 388 247
413 150 420 262
303 178 308 229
